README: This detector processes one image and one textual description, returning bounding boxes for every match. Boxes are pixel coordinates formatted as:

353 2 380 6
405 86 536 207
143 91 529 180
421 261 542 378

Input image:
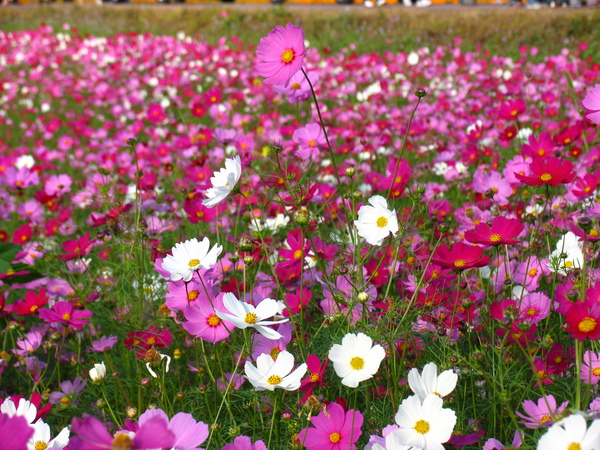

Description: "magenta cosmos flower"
432 242 490 271
138 408 209 450
583 84 600 125
38 301 93 331
464 216 524 247
255 23 305 86
69 414 175 450
298 402 363 450
514 156 575 187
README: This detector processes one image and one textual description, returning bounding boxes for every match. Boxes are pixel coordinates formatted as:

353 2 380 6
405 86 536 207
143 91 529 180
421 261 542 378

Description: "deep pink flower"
255 23 305 86
583 84 600 125
432 242 490 271
564 302 600 341
58 231 93 261
521 132 555 159
70 414 175 450
298 402 363 450
464 216 523 247
182 293 235 344
0 412 34 449
514 156 575 187
498 98 526 121
38 301 93 331
299 354 329 404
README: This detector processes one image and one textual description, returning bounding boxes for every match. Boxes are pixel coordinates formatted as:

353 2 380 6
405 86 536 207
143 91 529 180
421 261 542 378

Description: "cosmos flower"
202 156 242 208
298 402 363 450
432 242 490 271
408 362 458 402
255 23 305 86
161 237 223 282
390 394 457 450
215 293 288 340
354 195 399 246
328 332 386 388
463 216 524 247
537 414 600 450
514 156 575 187
583 84 600 126
244 350 307 391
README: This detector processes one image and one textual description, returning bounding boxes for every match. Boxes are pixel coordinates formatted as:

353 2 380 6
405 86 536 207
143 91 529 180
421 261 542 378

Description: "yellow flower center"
62 313 71 321
376 216 388 228
291 82 301 89
281 49 295 64
267 374 282 385
329 432 341 443
526 308 537 317
147 337 156 345
454 259 466 268
30 305 38 312
538 149 546 156
528 268 538 277
540 414 551 424
490 233 502 242
537 370 546 379
592 367 600 376
112 433 133 450
350 356 364 370
188 290 199 301
414 419 430 434
591 229 599 237
565 261 574 268
245 313 257 324
540 173 552 182
34 441 48 450
567 443 582 450
188 258 200 268
308 139 315 147
293 249 303 260
579 317 597 333
310 373 320 382
270 347 281 360
207 315 221 327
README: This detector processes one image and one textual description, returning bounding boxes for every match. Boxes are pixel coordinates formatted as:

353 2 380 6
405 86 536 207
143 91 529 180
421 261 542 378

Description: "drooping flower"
328 332 386 388
537 413 600 450
298 402 363 450
463 216 524 247
255 23 305 86
407 362 458 402
583 84 600 125
202 155 242 208
244 350 307 391
161 237 223 282
215 293 288 340
390 394 457 450
354 195 399 246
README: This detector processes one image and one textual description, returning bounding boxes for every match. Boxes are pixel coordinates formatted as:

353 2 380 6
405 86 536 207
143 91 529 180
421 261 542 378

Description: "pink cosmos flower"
498 98 526 121
138 408 209 450
432 242 490 271
514 156 576 187
292 123 327 160
298 402 363 450
471 170 513 206
274 69 318 103
518 292 551 324
38 301 93 331
45 174 73 196
182 293 235 344
583 84 600 125
255 23 305 86
521 132 555 159
69 414 175 450
581 351 600 385
0 412 34 449
222 435 268 450
516 395 568 429
463 216 524 247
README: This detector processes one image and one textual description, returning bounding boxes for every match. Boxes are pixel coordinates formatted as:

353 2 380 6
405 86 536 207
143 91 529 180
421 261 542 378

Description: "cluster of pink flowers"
0 20 599 450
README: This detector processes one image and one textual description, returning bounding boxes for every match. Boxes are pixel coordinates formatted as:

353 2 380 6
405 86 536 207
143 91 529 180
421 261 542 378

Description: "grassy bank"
0 4 599 55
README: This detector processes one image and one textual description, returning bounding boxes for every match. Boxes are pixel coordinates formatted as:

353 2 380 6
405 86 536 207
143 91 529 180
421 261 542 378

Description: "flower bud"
126 407 138 418
295 208 310 225
89 362 107 384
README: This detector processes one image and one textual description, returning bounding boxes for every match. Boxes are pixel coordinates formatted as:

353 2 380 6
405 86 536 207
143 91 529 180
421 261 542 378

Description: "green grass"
0 4 599 56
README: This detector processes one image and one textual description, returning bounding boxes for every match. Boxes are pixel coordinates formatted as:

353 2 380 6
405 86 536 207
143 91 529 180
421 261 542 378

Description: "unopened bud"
345 166 356 177
126 407 138 418
295 208 309 225
414 87 428 98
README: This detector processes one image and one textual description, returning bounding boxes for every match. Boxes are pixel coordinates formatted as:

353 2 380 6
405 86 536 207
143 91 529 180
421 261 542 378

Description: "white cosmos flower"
354 195 399 246
28 420 70 450
390 394 456 450
89 362 106 383
537 413 600 450
161 237 223 282
408 362 458 401
202 155 242 208
0 398 37 424
244 351 307 391
328 332 386 388
215 293 288 340
547 232 584 276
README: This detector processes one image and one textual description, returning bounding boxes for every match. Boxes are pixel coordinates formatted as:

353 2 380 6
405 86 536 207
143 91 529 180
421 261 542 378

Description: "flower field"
1 15 600 450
